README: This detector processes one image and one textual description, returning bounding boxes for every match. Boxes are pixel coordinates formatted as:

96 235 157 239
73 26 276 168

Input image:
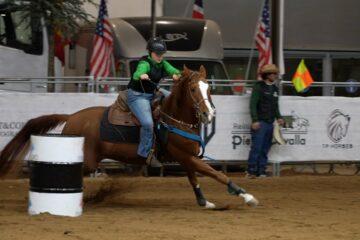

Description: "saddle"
108 90 161 126
104 90 169 162
100 107 171 161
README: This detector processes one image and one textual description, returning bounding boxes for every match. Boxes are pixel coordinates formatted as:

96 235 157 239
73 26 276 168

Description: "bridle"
159 71 215 129
187 73 214 120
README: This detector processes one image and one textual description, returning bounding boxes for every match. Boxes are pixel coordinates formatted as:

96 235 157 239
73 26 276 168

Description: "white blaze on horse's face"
199 80 216 123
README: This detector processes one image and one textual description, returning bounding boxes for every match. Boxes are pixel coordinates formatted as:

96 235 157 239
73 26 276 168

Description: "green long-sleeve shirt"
132 56 180 80
250 81 282 123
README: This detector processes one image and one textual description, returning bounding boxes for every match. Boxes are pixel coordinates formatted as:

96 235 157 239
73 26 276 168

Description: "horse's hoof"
240 193 259 207
205 201 216 209
90 172 109 178
247 197 259 207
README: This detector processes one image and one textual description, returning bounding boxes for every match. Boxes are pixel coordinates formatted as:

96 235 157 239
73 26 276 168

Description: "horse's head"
175 65 216 124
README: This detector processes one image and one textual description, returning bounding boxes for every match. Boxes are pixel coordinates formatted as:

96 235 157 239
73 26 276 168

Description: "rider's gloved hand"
172 74 180 81
140 74 149 80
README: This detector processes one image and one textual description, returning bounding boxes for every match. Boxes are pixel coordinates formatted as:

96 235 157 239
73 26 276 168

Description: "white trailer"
0 2 48 92
66 17 231 94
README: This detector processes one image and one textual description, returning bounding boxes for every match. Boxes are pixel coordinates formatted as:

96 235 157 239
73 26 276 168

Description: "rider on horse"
127 37 181 167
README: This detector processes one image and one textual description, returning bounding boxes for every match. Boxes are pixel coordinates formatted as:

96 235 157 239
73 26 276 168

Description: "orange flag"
292 59 314 92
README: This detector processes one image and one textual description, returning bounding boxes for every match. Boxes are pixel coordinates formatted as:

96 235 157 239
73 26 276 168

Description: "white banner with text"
1 92 359 162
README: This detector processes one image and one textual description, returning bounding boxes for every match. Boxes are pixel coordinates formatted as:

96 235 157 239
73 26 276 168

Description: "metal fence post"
88 76 95 93
272 162 281 177
95 77 100 93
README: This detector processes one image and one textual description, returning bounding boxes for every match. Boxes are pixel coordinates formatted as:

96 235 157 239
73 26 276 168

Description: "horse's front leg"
185 168 216 209
190 157 259 207
169 144 259 207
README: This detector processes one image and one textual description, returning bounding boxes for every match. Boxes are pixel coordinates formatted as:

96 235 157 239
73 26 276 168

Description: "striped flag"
192 0 204 19
255 0 272 79
54 29 69 66
90 0 113 79
292 59 314 92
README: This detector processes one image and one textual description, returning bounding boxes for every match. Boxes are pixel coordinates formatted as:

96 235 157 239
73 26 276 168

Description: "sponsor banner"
1 93 360 162
0 92 117 150
206 95 360 162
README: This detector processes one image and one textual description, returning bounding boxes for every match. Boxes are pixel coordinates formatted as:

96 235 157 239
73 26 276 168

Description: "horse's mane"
172 72 190 93
170 69 200 100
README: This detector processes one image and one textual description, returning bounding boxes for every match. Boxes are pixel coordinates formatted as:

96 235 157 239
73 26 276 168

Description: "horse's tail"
0 114 69 176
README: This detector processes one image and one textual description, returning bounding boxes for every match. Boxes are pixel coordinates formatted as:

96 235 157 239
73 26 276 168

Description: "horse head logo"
290 110 310 131
327 109 351 143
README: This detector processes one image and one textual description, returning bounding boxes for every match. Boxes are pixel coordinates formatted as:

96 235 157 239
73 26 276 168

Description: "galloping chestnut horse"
0 66 258 209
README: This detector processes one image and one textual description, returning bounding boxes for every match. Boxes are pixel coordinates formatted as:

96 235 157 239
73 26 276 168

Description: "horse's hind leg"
169 144 259 207
82 136 100 173
62 123 100 173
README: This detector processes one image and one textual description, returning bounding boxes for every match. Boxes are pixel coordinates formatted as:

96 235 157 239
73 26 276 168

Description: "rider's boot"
146 148 162 168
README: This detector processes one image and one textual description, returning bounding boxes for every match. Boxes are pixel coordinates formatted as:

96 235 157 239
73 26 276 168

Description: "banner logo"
323 109 352 149
327 109 351 143
283 111 309 133
280 111 309 145
231 110 309 149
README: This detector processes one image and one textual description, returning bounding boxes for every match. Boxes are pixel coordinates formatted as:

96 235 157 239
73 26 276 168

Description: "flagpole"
183 0 192 17
272 0 285 79
277 0 285 78
151 0 157 38
245 0 266 80
111 53 116 76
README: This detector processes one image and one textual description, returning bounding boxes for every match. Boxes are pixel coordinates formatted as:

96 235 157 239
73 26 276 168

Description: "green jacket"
132 56 180 80
250 81 282 123
128 55 180 93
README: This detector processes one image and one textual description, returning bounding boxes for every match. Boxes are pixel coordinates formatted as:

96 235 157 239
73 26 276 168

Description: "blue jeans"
127 89 155 158
247 121 274 175
127 88 170 157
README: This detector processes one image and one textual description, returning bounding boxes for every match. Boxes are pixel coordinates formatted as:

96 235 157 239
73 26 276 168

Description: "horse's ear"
199 65 207 78
183 65 190 76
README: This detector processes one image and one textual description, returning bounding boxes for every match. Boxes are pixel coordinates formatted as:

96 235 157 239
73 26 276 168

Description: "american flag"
90 0 113 79
255 0 272 78
192 0 204 19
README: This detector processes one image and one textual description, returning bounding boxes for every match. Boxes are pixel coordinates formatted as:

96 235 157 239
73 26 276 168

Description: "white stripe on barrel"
28 134 84 217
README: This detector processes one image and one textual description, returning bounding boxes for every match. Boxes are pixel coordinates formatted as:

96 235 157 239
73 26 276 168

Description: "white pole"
245 0 266 80
183 0 193 17
277 0 285 78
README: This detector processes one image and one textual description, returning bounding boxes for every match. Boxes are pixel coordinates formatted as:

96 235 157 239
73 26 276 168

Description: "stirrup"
146 149 162 167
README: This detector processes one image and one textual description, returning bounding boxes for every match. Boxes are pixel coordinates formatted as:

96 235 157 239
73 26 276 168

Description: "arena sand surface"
0 175 359 240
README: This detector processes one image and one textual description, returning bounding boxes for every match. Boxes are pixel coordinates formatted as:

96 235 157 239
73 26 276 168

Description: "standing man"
247 64 284 178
